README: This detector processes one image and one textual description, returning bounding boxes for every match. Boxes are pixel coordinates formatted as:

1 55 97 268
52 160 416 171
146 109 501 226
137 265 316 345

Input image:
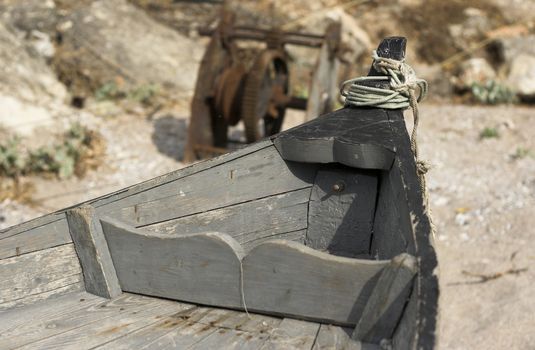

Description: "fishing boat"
0 37 438 349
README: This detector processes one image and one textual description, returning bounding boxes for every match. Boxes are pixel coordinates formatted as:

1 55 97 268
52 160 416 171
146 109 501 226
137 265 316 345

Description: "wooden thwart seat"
82 215 416 340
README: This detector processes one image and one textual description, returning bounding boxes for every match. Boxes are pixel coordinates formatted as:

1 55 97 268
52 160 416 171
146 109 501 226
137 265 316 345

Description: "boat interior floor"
0 291 380 350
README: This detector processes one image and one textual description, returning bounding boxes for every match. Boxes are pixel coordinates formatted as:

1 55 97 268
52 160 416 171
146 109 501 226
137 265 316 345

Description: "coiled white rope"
340 50 429 181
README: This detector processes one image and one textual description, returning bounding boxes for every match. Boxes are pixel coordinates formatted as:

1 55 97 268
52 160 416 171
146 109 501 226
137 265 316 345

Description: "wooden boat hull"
0 38 438 349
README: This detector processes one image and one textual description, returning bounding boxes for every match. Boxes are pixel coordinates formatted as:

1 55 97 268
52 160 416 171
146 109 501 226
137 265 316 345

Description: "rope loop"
340 50 428 110
340 49 436 240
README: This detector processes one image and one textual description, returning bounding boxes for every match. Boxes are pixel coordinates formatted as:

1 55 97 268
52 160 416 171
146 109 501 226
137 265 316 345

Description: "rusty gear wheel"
241 50 289 143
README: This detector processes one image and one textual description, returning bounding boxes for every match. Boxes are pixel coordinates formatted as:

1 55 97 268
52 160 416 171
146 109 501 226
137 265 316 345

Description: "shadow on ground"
151 115 187 161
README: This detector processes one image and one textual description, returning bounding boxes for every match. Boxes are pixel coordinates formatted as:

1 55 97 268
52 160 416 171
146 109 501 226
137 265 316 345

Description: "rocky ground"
0 0 534 348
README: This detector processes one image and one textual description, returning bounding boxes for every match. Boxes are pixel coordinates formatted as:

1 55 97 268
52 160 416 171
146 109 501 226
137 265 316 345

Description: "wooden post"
66 205 122 298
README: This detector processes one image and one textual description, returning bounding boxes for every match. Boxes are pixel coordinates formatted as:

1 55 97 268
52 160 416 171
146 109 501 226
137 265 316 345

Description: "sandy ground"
0 103 534 349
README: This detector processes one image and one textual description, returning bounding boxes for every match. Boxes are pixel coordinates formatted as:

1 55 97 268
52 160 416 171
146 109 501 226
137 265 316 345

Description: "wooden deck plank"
189 327 268 349
120 308 240 350
0 291 99 331
92 306 208 349
14 295 192 350
66 206 121 298
187 308 277 349
312 325 378 350
143 188 310 252
0 280 84 312
0 244 83 311
259 318 320 350
99 146 316 227
0 217 71 259
0 292 104 348
98 307 283 350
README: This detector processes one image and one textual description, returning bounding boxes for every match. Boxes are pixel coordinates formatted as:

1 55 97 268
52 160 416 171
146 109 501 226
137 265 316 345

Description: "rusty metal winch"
184 10 352 162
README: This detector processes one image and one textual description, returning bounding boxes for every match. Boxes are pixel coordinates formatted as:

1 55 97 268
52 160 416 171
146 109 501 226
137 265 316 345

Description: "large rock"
290 7 372 64
54 0 203 98
0 22 68 135
507 54 535 100
488 35 535 66
0 0 59 35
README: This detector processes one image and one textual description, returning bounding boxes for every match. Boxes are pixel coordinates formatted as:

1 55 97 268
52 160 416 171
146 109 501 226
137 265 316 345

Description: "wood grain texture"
101 218 244 308
259 318 320 350
187 308 280 350
144 188 310 253
92 139 273 209
98 146 316 227
274 136 394 170
312 325 379 350
15 295 193 350
243 240 388 325
353 253 417 343
0 244 83 311
0 213 65 239
66 205 121 298
385 109 439 349
0 217 71 259
392 289 418 350
0 292 104 349
306 167 378 257
272 107 397 171
370 165 415 259
100 306 279 350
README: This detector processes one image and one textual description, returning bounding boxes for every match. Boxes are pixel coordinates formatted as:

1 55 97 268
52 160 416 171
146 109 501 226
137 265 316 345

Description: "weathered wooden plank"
241 229 306 253
66 205 121 298
392 289 418 350
15 296 193 350
0 292 106 348
0 217 71 259
92 306 209 350
306 167 378 257
0 244 83 310
243 240 388 325
0 281 83 312
98 146 317 227
0 291 100 334
353 253 417 343
260 318 320 350
143 188 310 252
0 212 65 239
370 165 415 259
92 134 273 209
313 325 378 350
187 308 281 350
189 327 268 349
122 308 238 350
274 136 395 170
101 218 244 308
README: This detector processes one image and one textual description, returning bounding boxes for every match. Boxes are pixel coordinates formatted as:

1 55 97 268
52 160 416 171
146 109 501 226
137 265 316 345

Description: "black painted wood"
273 108 395 169
306 166 378 258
